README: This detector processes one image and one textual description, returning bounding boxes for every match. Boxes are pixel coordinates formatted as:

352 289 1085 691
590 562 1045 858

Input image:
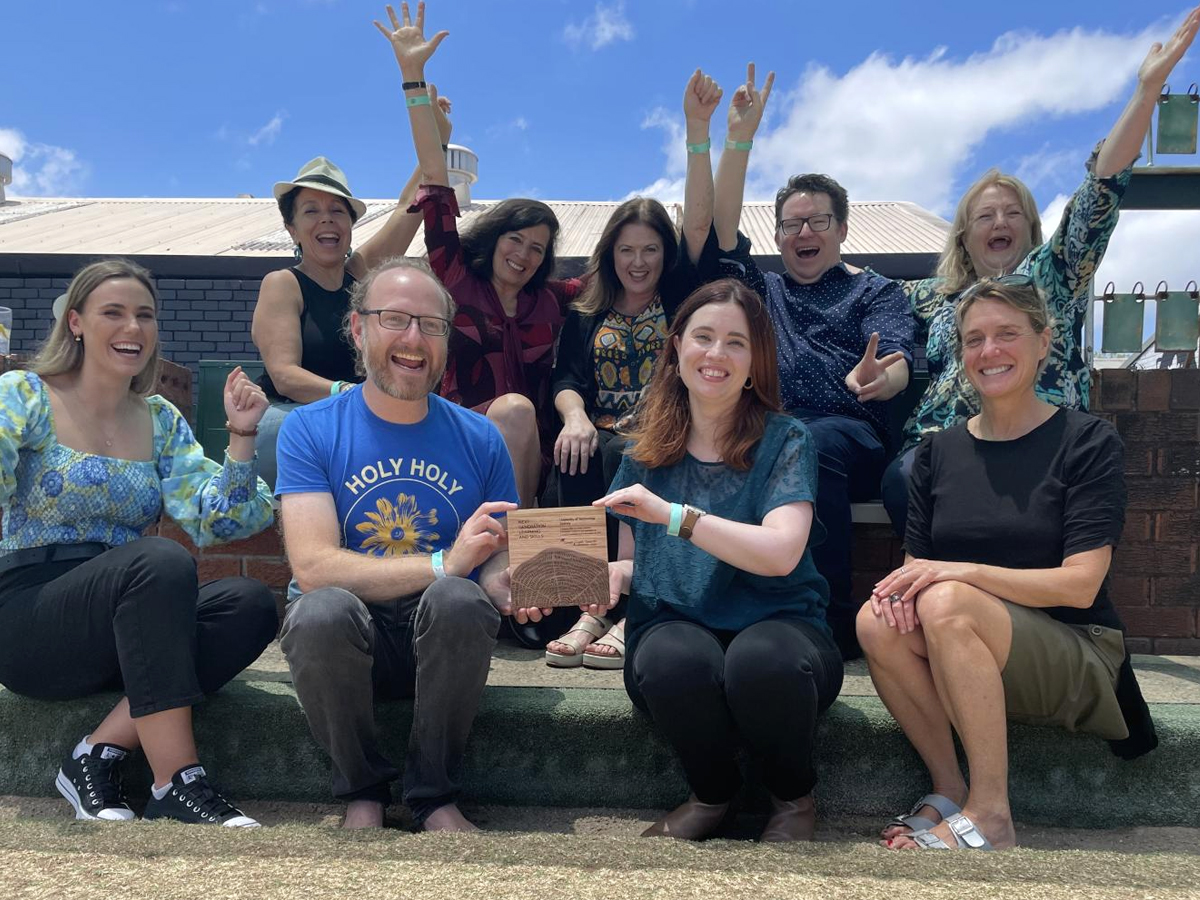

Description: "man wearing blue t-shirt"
275 257 527 832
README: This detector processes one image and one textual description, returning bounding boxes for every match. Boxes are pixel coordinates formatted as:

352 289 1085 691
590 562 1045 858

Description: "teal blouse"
902 147 1132 451
610 413 830 638
0 370 274 552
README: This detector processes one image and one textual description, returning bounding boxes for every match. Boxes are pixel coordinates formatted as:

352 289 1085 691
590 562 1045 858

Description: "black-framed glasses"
778 214 835 235
360 309 451 336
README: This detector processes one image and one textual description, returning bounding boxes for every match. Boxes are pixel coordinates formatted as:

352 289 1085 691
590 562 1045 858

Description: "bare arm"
375 3 450 187
1095 6 1200 177
714 63 773 251
681 69 722 264
282 491 516 602
251 270 341 403
594 483 812 579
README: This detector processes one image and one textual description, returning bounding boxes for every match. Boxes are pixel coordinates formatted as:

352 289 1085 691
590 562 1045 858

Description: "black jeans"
792 410 887 660
279 578 500 823
628 617 843 804
0 537 278 717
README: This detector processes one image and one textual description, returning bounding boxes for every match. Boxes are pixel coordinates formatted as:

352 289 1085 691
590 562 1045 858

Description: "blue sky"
3 1 1198 306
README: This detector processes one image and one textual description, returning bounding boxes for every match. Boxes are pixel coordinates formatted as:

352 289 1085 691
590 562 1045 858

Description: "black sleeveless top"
259 267 358 403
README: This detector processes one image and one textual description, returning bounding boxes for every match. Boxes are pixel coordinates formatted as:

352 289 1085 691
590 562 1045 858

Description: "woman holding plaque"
592 278 843 842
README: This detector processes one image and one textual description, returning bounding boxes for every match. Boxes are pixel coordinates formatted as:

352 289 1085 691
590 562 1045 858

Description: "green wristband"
330 381 344 395
724 138 753 151
667 502 684 537
686 139 711 154
406 94 432 108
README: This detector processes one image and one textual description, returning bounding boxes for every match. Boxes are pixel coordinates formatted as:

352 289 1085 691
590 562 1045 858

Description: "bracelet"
225 420 258 438
431 549 446 579
406 94 432 108
685 139 711 154
667 502 684 537
330 380 344 395
724 138 753 151
402 80 427 90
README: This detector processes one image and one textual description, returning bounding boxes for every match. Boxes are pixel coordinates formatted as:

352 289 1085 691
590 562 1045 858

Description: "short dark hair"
774 174 850 227
277 186 360 227
459 199 560 291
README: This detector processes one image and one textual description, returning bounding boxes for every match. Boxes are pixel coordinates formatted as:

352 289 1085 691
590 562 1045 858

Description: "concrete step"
2 647 1198 828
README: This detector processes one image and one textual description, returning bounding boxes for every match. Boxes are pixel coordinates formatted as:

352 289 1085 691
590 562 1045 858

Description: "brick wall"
0 275 264 405
1093 368 1200 653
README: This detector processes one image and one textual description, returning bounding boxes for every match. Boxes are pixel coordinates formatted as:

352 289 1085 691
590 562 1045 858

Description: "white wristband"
431 549 446 579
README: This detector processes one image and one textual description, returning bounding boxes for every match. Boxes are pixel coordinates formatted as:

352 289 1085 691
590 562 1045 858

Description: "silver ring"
889 592 903 604
901 566 908 574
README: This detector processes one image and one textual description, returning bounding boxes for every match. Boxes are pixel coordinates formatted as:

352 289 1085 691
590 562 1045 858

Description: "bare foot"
888 807 1016 851
584 619 625 659
342 800 384 829
422 803 480 833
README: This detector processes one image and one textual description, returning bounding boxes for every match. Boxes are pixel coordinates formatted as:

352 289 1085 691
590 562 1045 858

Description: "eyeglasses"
360 309 451 336
959 273 1035 302
778 214 835 235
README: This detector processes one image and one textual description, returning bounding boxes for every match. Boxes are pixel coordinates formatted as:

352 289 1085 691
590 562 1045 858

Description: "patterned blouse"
411 185 581 457
901 149 1132 450
0 370 274 552
591 297 668 430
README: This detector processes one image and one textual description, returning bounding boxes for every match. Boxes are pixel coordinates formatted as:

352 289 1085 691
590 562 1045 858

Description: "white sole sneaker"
55 768 135 822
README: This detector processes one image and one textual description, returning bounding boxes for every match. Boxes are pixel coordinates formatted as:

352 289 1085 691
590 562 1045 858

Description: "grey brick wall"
0 275 263 411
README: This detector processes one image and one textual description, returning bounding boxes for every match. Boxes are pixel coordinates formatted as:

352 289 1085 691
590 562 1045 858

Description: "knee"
856 599 899 657
225 577 281 643
280 587 367 654
633 627 723 699
127 537 199 594
417 577 500 637
725 632 815 697
487 393 538 437
914 581 977 639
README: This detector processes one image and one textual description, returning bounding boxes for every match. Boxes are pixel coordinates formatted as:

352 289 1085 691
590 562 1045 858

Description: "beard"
362 333 445 401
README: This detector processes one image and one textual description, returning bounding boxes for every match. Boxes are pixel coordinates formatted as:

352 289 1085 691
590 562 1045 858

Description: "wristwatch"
678 504 707 541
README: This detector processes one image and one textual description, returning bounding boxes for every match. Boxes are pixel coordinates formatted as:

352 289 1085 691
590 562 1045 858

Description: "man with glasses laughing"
274 257 523 832
711 118 915 659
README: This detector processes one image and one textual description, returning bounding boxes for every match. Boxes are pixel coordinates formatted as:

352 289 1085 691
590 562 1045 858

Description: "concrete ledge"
2 673 1198 828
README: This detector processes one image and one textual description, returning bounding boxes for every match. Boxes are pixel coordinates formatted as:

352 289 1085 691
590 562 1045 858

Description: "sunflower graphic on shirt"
356 493 441 556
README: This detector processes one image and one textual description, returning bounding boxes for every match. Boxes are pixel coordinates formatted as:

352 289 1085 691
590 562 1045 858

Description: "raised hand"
223 365 269 432
373 2 449 78
1138 5 1200 89
845 332 906 403
683 68 723 123
726 62 775 142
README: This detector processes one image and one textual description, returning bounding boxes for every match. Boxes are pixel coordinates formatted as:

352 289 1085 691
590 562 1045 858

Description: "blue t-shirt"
275 389 518 563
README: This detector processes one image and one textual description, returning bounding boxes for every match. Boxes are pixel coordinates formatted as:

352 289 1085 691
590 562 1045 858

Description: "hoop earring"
293 244 303 262
744 376 753 390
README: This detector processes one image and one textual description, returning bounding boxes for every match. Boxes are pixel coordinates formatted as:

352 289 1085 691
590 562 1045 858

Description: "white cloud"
625 107 686 202
0 127 88 196
631 20 1168 213
248 111 287 147
564 2 634 51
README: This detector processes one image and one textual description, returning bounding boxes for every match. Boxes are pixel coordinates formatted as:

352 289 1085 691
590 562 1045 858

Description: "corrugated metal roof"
0 196 949 259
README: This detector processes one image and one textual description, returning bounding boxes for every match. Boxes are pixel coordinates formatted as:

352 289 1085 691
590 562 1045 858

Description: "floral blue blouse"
901 147 1132 451
0 370 274 552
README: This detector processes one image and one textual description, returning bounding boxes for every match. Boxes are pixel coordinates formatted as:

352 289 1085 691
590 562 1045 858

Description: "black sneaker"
143 765 259 827
55 743 136 822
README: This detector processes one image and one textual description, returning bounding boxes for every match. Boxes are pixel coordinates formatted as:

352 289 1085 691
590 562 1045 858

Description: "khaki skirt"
1001 602 1128 740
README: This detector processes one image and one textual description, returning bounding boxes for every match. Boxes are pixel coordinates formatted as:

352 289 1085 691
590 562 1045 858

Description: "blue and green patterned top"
901 148 1132 451
0 370 274 552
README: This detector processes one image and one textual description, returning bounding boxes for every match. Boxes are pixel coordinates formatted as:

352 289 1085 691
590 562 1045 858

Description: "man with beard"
275 256 524 832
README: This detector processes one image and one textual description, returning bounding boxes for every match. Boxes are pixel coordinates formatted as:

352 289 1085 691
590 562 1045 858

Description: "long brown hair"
626 279 782 471
32 258 161 396
572 198 678 317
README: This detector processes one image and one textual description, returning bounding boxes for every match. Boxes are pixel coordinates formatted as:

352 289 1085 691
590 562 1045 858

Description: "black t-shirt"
906 407 1124 629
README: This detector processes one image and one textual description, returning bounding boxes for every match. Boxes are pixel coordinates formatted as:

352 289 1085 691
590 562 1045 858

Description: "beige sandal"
583 619 625 670
545 614 611 668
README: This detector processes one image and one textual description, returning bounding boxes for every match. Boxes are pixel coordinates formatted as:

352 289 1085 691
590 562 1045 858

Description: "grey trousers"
279 577 499 822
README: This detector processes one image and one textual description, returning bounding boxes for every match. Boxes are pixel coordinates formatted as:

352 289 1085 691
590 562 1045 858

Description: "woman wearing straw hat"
251 87 452 489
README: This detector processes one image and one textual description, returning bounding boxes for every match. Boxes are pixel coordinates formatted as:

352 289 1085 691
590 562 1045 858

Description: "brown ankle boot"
760 793 816 842
641 795 731 841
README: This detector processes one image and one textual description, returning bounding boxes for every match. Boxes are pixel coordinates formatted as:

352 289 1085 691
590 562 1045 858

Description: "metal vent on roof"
446 144 478 207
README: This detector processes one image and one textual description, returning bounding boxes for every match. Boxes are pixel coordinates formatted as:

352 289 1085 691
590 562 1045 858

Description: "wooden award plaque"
509 507 609 609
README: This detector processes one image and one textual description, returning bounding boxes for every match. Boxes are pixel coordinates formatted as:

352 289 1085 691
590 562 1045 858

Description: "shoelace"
80 755 127 808
175 778 238 820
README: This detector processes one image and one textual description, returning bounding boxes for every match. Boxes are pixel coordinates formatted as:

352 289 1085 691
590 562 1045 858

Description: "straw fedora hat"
273 157 367 219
